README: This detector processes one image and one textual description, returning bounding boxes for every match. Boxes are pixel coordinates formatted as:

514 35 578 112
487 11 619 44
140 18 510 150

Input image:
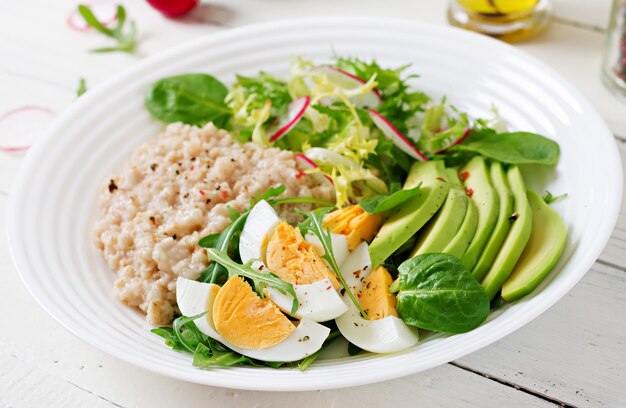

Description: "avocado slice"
409 170 468 257
443 195 478 259
480 166 532 300
501 190 566 301
369 161 450 266
472 162 514 281
460 157 500 271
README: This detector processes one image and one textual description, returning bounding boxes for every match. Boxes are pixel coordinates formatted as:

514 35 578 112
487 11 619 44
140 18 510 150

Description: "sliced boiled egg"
238 200 347 322
176 277 330 362
335 242 419 353
239 199 280 264
304 231 350 267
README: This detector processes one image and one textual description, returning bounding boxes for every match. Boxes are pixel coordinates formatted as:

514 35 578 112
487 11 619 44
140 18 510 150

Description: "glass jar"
602 0 626 99
448 0 551 43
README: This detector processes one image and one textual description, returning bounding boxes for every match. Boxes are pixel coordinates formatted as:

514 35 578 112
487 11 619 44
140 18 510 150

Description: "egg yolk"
359 266 398 320
266 221 340 288
323 205 383 250
212 276 295 349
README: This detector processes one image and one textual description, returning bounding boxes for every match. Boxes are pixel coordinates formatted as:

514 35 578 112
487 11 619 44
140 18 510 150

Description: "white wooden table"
1 1 625 407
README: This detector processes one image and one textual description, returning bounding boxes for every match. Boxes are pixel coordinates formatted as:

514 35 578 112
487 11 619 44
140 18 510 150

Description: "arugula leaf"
78 4 137 53
451 128 560 165
391 253 489 333
543 190 568 204
359 183 422 214
193 343 251 368
170 312 208 353
298 208 369 319
145 74 231 127
226 206 241 222
197 212 248 284
250 184 287 208
206 248 299 315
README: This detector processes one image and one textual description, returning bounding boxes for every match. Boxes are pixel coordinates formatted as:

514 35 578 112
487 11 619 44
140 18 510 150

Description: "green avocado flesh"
502 190 567 301
410 171 469 257
443 196 478 259
369 160 450 266
461 157 500 271
480 166 532 300
472 162 514 282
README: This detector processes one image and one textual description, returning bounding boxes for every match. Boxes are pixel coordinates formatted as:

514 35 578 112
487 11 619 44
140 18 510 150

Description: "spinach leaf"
206 248 299 315
359 183 422 214
145 74 231 127
391 253 489 333
452 129 560 165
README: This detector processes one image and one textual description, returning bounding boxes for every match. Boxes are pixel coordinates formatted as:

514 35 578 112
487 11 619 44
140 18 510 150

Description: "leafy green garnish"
206 248 299 315
359 183 422 214
347 342 363 356
77 4 137 53
543 190 568 205
391 253 490 333
298 208 368 319
76 77 87 97
451 129 560 165
145 74 231 128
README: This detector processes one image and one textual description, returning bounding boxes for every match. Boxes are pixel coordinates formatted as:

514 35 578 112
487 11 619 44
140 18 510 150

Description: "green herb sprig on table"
78 4 137 53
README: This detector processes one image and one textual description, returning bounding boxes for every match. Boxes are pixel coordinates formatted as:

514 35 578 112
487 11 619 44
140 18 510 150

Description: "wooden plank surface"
1 0 625 406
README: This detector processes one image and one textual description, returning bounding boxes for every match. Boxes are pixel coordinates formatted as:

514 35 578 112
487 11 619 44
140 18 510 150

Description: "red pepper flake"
190 165 194 171
353 270 361 278
436 177 446 182
325 285 332 291
199 190 205 196
466 188 474 198
221 191 228 199
459 171 470 181
295 171 306 180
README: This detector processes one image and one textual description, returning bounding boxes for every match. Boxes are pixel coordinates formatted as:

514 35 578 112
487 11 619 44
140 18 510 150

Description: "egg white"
334 242 419 353
176 277 330 362
238 200 347 322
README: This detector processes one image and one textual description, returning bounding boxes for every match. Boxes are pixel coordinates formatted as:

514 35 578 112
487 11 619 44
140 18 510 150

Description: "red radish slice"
313 66 382 108
369 110 428 161
146 0 199 17
294 153 333 184
435 127 471 154
67 2 118 32
0 106 57 153
268 96 311 142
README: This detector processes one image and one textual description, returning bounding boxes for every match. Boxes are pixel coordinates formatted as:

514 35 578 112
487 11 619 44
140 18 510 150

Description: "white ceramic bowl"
7 17 622 391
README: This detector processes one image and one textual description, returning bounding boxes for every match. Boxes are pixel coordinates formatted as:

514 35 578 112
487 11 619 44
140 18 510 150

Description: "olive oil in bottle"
448 0 551 42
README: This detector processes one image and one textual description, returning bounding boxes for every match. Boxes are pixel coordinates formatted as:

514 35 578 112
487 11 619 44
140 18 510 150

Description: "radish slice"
0 106 57 153
369 110 428 161
294 153 333 184
435 127 471 154
313 66 382 108
67 1 118 32
268 96 310 142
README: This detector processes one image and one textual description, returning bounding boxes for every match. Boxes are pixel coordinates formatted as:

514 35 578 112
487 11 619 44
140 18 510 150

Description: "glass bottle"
602 0 626 99
448 0 551 43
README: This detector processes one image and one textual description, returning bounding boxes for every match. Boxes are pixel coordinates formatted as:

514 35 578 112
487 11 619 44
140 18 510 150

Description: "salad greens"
391 253 490 333
297 208 369 319
359 183 422 214
146 74 231 128
153 313 338 370
145 56 560 207
451 128 560 165
206 248 299 315
78 4 137 53
543 190 568 205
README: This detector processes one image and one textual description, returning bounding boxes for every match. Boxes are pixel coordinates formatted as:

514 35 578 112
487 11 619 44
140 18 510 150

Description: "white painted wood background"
1 1 625 407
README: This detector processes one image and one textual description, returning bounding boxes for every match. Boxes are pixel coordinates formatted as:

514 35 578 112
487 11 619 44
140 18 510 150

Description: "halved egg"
238 200 348 322
335 242 419 353
176 277 330 362
323 205 384 251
